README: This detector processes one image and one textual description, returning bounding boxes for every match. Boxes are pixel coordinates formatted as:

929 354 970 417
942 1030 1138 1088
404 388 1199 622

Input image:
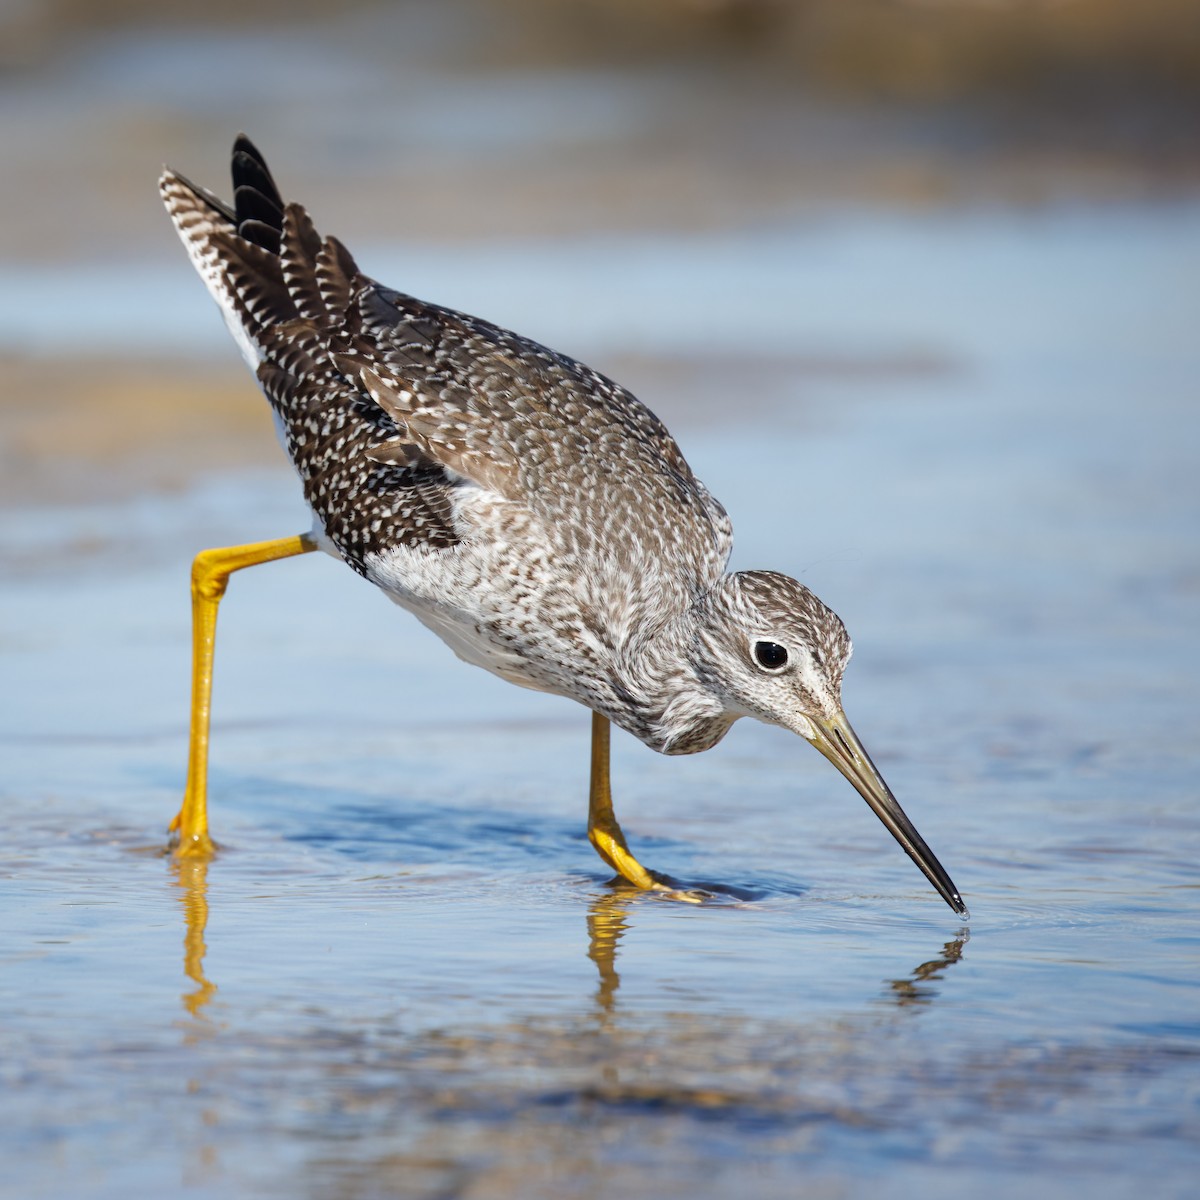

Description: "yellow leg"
587 712 666 891
171 533 317 857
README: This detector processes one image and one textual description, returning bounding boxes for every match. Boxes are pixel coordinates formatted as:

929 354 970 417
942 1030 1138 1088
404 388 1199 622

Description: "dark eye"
753 641 789 671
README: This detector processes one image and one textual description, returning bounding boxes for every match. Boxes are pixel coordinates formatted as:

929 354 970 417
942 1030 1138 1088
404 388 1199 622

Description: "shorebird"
161 135 966 914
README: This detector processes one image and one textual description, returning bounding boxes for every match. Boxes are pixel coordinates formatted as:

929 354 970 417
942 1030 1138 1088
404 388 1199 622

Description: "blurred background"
2 0 1198 501
2 4 1199 1200
2 0 1198 516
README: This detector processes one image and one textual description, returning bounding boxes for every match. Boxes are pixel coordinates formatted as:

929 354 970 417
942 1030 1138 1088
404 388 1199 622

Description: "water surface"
1 66 1199 1200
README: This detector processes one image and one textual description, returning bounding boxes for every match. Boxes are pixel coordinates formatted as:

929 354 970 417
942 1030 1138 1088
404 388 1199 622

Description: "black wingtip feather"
234 184 284 227
238 218 282 257
232 132 262 160
231 135 285 254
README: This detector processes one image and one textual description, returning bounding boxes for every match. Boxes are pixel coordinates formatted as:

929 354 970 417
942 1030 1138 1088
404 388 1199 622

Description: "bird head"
692 570 966 915
692 570 851 736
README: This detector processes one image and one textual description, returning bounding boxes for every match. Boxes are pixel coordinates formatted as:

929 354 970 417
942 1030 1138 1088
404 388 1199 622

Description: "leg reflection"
585 891 632 1018
172 856 217 1018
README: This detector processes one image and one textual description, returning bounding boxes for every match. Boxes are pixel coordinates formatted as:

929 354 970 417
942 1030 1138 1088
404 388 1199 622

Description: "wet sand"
0 356 269 506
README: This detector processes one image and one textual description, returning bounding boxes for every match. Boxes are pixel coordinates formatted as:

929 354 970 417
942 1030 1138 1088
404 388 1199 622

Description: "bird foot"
606 872 713 904
168 809 217 859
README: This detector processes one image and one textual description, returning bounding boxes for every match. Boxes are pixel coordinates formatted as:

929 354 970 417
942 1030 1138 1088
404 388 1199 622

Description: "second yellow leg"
171 533 317 857
587 712 668 891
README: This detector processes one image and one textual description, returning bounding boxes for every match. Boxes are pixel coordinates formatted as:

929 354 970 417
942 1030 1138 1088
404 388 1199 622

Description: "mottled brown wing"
162 156 468 573
163 135 733 595
331 282 735 593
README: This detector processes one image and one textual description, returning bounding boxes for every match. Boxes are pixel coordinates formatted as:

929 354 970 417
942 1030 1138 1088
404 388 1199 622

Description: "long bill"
806 709 968 916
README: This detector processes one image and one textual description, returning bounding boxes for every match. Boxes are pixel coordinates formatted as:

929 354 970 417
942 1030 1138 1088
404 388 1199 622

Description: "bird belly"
407 602 559 694
363 541 579 698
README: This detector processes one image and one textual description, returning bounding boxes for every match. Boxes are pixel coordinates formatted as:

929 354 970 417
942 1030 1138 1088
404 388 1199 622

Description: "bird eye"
753 641 789 671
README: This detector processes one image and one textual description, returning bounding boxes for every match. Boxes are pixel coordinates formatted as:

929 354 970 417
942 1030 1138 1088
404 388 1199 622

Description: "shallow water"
3 194 1200 1198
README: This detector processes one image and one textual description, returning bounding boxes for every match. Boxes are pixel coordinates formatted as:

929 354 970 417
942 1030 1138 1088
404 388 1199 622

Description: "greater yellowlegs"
161 135 966 915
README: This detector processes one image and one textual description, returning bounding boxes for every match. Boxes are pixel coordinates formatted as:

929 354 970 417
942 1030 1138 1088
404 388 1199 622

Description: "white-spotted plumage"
160 136 766 753
161 136 967 915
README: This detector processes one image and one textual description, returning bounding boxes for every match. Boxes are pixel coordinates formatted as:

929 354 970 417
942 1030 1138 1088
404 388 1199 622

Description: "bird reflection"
583 888 970 1019
170 857 966 1027
171 856 217 1019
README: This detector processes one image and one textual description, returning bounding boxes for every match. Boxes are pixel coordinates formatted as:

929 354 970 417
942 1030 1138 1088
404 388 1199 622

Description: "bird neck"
611 584 739 756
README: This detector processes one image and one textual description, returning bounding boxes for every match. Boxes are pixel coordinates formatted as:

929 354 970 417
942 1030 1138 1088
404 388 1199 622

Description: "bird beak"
805 710 967 916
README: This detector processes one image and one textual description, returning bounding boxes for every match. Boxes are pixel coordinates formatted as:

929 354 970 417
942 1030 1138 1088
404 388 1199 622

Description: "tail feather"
160 134 359 371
